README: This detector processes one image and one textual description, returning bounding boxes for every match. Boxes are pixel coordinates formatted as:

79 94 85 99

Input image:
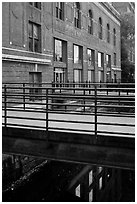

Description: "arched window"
74 2 81 29
98 17 103 39
113 28 116 46
107 24 110 43
88 10 93 35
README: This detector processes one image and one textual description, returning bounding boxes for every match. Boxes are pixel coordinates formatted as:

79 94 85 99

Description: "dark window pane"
29 38 33 51
34 39 39 52
29 23 33 37
56 2 64 20
56 7 58 18
33 24 38 39
34 2 41 9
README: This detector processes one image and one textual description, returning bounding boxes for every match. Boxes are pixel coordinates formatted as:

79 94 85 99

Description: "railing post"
83 88 85 112
73 81 75 94
46 88 49 139
118 86 120 114
4 85 7 128
89 81 91 95
94 85 97 138
23 83 25 110
60 82 61 94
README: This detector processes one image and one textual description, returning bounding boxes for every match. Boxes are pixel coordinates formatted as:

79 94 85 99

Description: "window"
106 54 111 68
98 52 104 68
74 44 82 64
54 68 66 85
55 39 62 62
75 184 80 197
74 69 82 83
98 17 103 39
88 70 94 83
113 28 116 46
54 39 67 62
29 2 41 9
89 170 93 185
29 22 41 53
114 53 116 66
29 72 42 100
99 177 103 190
88 10 93 34
74 2 81 29
56 2 64 20
87 49 95 67
107 24 110 43
89 189 93 202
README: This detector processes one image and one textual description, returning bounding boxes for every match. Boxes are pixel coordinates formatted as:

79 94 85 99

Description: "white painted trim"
2 47 53 57
2 54 52 65
93 2 120 26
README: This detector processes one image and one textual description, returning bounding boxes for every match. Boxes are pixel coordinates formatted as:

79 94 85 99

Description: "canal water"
2 160 85 202
2 160 135 202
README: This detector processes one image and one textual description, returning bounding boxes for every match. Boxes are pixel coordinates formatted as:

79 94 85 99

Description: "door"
29 72 42 100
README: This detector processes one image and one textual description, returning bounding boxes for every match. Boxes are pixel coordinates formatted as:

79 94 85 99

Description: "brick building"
2 2 121 85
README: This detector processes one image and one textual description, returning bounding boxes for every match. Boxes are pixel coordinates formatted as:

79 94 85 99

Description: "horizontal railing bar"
97 111 135 117
97 122 134 127
2 82 135 85
2 86 135 91
4 115 134 127
2 123 46 130
5 116 46 121
5 116 95 125
97 104 135 108
97 130 135 136
3 108 134 118
48 127 94 133
4 93 135 100
2 122 134 137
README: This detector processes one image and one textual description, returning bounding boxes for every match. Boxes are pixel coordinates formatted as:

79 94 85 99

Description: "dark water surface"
3 160 135 202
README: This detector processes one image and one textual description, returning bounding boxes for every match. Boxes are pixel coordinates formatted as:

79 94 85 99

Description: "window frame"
113 28 116 46
106 54 111 68
88 10 93 35
74 2 81 29
54 39 63 62
114 53 116 66
98 17 103 39
29 2 41 10
28 22 41 53
73 44 82 64
107 23 110 43
98 52 104 68
56 2 64 20
87 48 95 67
54 38 67 63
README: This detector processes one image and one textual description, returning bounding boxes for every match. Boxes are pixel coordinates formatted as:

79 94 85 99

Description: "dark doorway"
29 72 42 101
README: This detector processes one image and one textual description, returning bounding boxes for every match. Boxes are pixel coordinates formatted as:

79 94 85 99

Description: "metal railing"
2 82 135 138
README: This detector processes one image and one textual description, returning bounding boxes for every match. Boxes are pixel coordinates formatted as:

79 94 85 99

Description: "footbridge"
2 83 135 170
